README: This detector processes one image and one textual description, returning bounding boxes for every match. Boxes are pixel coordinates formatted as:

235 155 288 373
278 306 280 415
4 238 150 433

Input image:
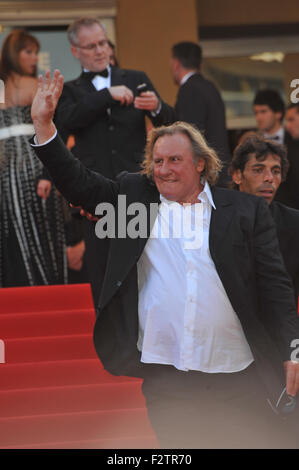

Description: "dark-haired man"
253 89 299 209
153 41 231 186
253 89 285 143
286 103 299 140
230 134 299 299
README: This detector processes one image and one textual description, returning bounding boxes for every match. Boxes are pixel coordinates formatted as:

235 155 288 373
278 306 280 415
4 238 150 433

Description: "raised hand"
31 70 64 144
31 69 64 124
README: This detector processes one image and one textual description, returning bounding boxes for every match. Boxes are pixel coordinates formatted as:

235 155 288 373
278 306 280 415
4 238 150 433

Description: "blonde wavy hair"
141 121 222 186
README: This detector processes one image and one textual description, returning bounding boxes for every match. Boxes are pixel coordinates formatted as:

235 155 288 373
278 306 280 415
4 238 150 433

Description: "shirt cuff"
150 100 162 117
31 129 57 147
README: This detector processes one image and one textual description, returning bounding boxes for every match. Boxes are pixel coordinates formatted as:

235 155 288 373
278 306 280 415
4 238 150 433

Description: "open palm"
31 69 64 124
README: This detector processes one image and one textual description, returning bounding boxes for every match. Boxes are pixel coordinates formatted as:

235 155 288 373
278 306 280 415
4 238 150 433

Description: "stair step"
0 310 95 339
0 408 153 446
0 360 141 390
0 284 154 449
0 382 145 417
4 334 97 363
0 284 94 315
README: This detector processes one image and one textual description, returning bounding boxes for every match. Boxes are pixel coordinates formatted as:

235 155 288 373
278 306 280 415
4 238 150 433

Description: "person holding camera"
55 17 171 303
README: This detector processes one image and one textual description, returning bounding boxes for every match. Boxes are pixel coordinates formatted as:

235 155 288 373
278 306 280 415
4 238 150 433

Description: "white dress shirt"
84 66 111 91
137 182 254 373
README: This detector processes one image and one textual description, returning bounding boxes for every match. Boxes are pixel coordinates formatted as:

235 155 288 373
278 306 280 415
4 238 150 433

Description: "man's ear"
232 169 242 186
196 158 205 175
71 45 79 60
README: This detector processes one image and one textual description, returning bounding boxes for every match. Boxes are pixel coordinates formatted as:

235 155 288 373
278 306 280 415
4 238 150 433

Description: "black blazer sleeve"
31 133 120 215
137 71 177 126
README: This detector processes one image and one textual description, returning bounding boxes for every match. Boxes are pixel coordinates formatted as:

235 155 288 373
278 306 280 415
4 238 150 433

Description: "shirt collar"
160 181 216 209
180 71 196 86
264 126 284 143
83 64 111 76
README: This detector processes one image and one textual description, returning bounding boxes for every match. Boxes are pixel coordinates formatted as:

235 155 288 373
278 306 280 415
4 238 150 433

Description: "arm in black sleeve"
31 133 119 215
136 71 177 126
55 84 115 134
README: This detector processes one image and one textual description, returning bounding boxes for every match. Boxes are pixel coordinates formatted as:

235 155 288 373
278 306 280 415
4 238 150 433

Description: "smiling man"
30 71 299 449
230 133 299 299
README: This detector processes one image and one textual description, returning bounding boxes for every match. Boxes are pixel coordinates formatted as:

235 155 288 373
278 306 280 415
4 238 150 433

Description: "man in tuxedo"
152 41 231 186
253 89 299 209
31 71 299 448
253 89 285 144
230 133 299 299
55 17 171 303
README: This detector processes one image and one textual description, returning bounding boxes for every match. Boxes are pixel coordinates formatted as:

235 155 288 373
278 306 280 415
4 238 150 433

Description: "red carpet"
0 284 158 449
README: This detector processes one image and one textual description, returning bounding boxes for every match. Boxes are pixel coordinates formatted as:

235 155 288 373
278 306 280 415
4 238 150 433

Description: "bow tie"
82 69 109 80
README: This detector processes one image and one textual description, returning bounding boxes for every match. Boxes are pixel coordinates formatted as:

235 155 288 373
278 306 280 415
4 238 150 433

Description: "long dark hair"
0 30 40 82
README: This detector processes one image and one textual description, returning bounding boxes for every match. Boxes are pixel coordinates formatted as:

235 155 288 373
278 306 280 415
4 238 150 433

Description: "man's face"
71 24 110 72
232 154 282 204
153 133 204 203
253 105 281 133
285 107 299 139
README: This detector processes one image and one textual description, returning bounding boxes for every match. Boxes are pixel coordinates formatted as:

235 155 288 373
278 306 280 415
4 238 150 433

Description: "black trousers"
142 362 298 449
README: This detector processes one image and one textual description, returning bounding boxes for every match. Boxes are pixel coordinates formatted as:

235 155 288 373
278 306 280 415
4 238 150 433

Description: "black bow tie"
82 69 109 80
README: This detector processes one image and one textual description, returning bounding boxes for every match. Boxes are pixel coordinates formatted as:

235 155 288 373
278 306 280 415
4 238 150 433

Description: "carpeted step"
0 382 145 417
0 284 94 315
0 310 95 339
4 334 97 363
0 408 153 447
0 284 156 449
0 360 141 390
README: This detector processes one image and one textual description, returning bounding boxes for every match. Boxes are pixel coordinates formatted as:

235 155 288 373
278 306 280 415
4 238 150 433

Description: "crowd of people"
1 17 299 449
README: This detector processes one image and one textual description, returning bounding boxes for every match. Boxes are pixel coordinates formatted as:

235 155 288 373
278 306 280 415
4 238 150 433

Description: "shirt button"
109 125 115 131
111 149 117 155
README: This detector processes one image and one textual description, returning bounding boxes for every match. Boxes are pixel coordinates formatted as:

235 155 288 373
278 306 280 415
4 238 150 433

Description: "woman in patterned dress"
0 30 67 287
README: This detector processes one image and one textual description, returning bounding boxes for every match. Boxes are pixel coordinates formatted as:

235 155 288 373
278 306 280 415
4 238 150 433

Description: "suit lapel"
99 180 160 308
111 66 127 87
75 72 97 92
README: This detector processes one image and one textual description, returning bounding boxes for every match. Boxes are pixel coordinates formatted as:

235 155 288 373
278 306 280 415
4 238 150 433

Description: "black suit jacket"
55 66 171 179
32 134 299 405
270 200 299 298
